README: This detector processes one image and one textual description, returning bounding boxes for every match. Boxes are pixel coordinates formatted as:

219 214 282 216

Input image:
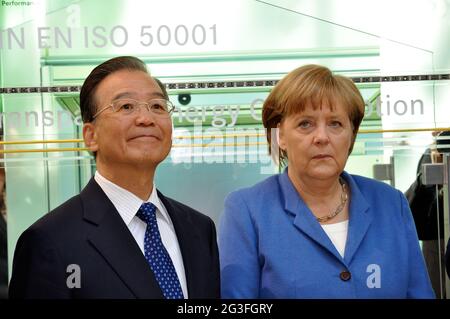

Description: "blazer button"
340 270 351 281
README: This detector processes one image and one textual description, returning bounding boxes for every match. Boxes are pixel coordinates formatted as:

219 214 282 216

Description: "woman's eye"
330 121 342 127
298 121 312 128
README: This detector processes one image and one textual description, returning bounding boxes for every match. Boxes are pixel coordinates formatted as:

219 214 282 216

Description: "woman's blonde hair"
262 64 365 165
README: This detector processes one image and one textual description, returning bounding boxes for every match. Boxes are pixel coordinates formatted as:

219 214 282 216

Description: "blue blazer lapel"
279 171 344 261
81 178 164 299
341 172 372 264
279 171 374 264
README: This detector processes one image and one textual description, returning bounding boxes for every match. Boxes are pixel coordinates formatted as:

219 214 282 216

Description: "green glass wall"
1 0 449 298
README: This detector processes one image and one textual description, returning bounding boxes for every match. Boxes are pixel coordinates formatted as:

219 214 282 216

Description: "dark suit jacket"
0 216 7 299
8 178 220 299
404 151 444 240
446 238 450 278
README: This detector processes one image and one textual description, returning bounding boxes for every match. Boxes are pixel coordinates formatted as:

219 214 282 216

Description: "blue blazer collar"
278 169 372 264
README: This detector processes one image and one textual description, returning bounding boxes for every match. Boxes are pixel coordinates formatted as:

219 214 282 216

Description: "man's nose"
135 104 157 125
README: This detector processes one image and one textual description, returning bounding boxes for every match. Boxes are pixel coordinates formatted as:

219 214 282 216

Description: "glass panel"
1 0 449 299
357 77 450 298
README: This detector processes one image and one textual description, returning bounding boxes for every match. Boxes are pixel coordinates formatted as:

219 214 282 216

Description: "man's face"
83 70 173 169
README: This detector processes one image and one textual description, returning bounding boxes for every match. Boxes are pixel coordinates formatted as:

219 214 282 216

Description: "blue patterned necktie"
136 202 184 299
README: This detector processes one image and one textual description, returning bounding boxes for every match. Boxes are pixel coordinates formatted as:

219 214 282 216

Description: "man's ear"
83 123 99 152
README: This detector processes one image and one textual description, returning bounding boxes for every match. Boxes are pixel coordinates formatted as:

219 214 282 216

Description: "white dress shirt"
94 171 188 298
321 219 349 258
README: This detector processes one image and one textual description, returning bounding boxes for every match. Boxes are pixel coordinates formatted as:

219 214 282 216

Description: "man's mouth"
129 134 160 141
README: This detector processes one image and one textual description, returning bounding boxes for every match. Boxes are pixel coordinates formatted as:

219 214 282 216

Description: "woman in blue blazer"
219 64 434 298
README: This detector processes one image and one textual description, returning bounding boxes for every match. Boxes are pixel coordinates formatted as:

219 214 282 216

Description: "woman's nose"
313 124 330 145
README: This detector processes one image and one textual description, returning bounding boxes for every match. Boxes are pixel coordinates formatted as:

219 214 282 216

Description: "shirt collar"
94 171 170 226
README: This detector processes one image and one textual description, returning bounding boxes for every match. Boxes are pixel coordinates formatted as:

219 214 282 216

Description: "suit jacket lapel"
80 178 164 299
158 191 200 298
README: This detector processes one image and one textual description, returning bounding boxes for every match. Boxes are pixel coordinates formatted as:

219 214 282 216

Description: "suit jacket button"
340 270 351 281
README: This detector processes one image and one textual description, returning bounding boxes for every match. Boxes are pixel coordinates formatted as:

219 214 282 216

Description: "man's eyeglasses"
93 98 175 119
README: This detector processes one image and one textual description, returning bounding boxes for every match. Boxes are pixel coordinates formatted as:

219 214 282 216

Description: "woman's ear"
277 122 286 151
83 123 99 152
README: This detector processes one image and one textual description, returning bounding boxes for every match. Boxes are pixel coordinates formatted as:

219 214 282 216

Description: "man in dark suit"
446 239 450 279
0 135 7 299
405 131 450 298
9 56 220 299
0 215 7 299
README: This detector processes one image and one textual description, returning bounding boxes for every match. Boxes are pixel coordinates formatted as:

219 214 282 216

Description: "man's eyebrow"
112 92 133 100
111 92 166 100
152 92 165 99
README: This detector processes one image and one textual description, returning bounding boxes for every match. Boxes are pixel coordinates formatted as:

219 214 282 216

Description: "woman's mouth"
312 154 331 159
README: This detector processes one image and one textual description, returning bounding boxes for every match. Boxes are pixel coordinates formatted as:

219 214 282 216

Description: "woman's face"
278 101 353 182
